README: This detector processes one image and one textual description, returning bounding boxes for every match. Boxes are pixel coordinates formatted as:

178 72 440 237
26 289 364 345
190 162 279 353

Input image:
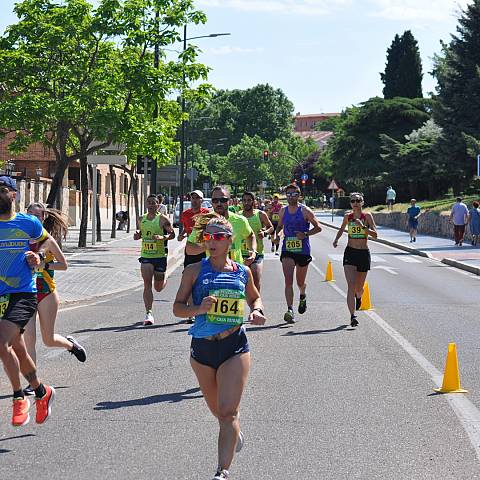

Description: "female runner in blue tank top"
332 192 377 327
173 216 266 480
276 183 322 324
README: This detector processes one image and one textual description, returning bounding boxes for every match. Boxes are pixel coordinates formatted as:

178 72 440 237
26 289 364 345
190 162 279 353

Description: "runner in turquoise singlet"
173 216 266 480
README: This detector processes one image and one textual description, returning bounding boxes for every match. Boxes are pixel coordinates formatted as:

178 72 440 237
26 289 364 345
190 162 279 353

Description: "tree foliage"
381 30 423 99
432 1 480 192
187 84 295 155
0 0 210 245
321 97 430 200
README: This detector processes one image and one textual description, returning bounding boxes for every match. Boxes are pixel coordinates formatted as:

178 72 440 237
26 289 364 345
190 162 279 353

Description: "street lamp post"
179 28 230 226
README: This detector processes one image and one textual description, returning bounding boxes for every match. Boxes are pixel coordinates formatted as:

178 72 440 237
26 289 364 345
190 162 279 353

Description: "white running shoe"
144 311 154 326
212 469 229 479
236 430 244 453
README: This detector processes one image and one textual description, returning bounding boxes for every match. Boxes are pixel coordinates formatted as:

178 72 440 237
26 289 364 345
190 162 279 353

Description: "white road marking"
373 266 399 275
396 256 422 263
310 261 480 464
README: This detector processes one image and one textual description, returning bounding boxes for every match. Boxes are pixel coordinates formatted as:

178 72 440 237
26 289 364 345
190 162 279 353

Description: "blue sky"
0 0 470 113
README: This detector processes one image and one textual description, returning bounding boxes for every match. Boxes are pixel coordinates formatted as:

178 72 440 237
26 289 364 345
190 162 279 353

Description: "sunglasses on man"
350 199 362 203
212 197 229 204
203 232 232 241
286 192 299 197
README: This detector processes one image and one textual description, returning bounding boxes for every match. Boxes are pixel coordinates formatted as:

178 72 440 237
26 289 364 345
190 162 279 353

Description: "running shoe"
355 296 362 311
35 385 55 424
298 296 307 314
350 315 359 327
144 311 154 326
284 308 295 324
275 251 279 256
66 335 87 362
12 397 30 427
236 430 244 453
212 469 229 479
23 385 35 396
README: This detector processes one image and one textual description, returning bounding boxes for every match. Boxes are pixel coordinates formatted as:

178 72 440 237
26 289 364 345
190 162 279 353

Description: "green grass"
367 195 480 214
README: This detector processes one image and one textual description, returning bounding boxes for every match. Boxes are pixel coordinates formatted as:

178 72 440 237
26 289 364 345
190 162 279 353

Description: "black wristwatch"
38 252 46 262
251 307 264 316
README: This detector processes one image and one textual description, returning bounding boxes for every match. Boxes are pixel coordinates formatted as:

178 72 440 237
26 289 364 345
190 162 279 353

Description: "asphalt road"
1 224 480 479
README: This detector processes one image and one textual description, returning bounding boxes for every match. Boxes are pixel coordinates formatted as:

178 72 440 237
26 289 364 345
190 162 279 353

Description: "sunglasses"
203 232 232 241
286 192 299 197
350 199 362 203
212 197 229 204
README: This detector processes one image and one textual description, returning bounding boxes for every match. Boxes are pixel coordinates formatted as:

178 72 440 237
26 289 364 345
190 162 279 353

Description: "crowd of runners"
0 174 376 480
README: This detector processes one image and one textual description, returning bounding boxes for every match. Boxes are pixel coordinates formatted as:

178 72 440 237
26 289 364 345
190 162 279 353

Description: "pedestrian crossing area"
327 253 422 264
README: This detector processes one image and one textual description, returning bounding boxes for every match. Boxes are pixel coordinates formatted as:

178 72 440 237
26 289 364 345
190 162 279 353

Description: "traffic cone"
434 343 468 393
324 261 335 282
359 282 373 310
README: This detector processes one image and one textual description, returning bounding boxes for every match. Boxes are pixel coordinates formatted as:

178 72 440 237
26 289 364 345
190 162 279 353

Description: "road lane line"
310 261 480 463
372 266 399 275
396 256 422 263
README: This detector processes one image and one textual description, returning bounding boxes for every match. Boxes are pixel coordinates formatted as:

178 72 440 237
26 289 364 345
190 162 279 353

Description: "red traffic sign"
327 179 339 190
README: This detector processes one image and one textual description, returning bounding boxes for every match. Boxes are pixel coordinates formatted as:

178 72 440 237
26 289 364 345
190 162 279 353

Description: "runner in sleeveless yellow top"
134 194 175 326
186 186 257 267
333 192 377 327
240 191 273 292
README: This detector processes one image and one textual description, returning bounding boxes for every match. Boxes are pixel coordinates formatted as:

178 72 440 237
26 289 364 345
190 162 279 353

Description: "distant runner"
276 184 322 323
240 191 273 292
269 194 283 255
134 194 175 325
333 192 377 327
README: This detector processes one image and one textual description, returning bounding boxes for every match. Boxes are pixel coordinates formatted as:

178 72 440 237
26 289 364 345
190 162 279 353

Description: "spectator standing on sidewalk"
468 200 480 246
406 199 421 242
386 186 396 211
157 194 167 216
450 197 469 246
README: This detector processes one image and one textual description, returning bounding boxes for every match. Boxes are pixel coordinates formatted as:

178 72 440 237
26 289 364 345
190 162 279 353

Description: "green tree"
381 30 423 99
322 97 430 201
0 0 210 246
188 84 294 154
432 1 480 192
380 119 447 198
314 115 343 132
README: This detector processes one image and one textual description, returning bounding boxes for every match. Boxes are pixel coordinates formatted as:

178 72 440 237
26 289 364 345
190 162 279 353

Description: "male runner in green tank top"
134 195 175 325
240 191 273 292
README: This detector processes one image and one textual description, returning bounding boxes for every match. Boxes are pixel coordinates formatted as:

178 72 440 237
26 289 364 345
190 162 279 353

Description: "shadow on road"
282 325 348 336
0 434 35 443
73 321 183 334
247 323 288 332
94 387 202 410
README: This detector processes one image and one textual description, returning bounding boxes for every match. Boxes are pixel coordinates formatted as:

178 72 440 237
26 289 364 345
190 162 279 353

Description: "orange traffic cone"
324 261 334 282
434 343 468 393
359 282 373 310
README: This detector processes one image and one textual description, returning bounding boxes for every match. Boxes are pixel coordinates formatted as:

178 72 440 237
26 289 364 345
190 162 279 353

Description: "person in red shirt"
178 190 211 267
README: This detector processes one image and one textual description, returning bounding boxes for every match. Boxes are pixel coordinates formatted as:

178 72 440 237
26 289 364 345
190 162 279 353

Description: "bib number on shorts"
143 240 158 253
348 223 367 239
207 289 245 325
0 294 10 319
272 214 279 222
285 237 302 253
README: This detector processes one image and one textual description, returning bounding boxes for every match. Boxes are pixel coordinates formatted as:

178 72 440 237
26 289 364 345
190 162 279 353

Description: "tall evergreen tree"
433 1 480 192
381 30 423 99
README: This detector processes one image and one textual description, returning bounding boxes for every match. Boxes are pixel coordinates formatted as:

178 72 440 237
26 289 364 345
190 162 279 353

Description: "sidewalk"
56 230 185 304
316 211 480 275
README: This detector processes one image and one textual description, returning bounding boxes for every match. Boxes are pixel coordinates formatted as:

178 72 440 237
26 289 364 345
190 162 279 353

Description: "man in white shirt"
386 186 396 211
450 197 469 246
156 194 167 215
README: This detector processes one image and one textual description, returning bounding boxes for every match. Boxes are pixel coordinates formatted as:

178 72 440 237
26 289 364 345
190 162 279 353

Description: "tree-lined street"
1 225 480 478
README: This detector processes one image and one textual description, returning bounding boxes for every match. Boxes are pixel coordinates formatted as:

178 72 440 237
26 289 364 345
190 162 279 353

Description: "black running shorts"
1 292 38 332
343 246 371 272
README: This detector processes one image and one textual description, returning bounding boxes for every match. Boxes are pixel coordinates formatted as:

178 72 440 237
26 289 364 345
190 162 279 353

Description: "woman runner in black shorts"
333 192 377 327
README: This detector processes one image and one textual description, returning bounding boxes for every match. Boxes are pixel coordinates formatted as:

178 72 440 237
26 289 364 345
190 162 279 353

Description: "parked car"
173 199 212 227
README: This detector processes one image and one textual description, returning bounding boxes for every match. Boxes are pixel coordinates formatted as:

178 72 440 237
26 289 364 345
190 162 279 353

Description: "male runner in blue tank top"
275 183 322 323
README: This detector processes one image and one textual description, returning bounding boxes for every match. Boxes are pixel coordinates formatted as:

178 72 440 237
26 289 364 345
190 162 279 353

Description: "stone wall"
371 211 475 242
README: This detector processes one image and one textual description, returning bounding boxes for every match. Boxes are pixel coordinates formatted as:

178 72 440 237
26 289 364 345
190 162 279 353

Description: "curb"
59 241 186 307
441 258 480 276
318 219 480 276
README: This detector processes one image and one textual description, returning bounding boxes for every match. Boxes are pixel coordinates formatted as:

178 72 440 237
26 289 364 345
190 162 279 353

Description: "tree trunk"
96 190 102 242
78 156 89 248
126 172 132 233
132 172 140 230
110 165 116 239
